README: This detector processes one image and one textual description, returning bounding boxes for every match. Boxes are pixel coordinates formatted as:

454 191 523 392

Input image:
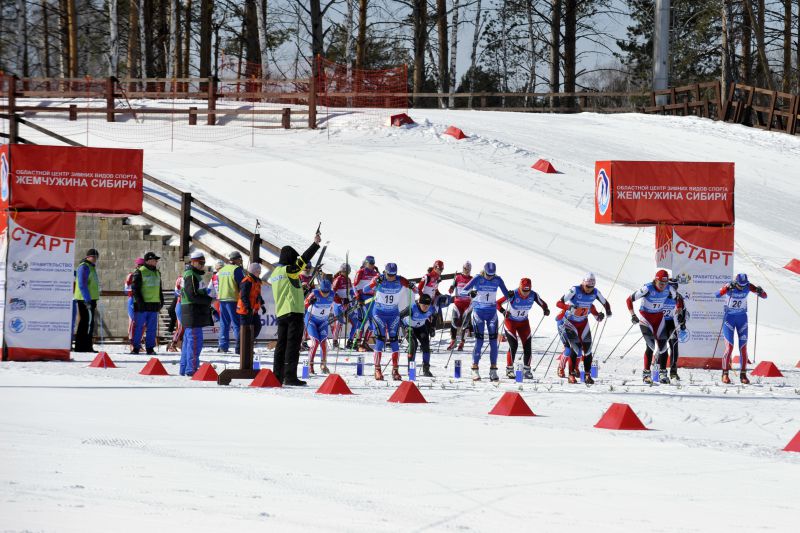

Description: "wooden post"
250 232 261 265
766 91 777 131
188 107 197 125
281 108 291 129
7 75 17 143
481 95 487 108
69 104 78 121
179 192 192 259
788 95 798 135
105 76 116 122
207 76 217 126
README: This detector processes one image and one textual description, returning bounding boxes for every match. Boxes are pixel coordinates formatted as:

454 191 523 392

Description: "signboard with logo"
7 145 143 214
0 144 9 212
4 211 76 361
595 161 734 226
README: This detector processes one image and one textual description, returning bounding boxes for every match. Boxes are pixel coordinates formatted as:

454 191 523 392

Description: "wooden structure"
643 81 723 120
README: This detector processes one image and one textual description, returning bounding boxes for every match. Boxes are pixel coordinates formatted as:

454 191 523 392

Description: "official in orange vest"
237 263 265 365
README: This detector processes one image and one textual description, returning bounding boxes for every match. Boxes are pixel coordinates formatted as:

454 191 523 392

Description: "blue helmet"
365 255 375 265
735 273 748 287
385 262 398 275
484 262 497 276
319 279 332 293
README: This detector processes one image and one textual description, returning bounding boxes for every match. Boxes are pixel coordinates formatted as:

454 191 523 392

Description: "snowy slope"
4 109 800 532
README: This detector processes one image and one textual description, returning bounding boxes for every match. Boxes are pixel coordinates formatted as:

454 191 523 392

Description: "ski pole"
601 322 637 363
753 296 759 365
480 298 512 359
542 341 559 379
334 251 352 373
619 336 642 360
435 290 453 353
444 314 465 369
532 332 559 371
512 314 545 370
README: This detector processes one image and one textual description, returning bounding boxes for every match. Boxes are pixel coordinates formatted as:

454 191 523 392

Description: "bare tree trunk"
59 0 68 77
467 0 481 108
127 0 140 79
199 0 213 81
42 0 51 77
355 0 368 69
721 0 730 94
255 0 270 77
310 0 324 58
436 0 449 105
797 0 800 93
66 0 78 77
166 0 177 80
183 0 192 78
782 0 791 92
563 0 575 108
108 0 119 76
550 0 561 108
139 0 147 84
16 0 29 76
742 0 751 84
344 0 354 66
524 0 537 107
500 0 508 107
412 0 427 106
448 0 460 108
176 2 183 83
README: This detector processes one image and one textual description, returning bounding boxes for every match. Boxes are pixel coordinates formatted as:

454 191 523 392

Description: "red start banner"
595 161 734 226
6 144 143 214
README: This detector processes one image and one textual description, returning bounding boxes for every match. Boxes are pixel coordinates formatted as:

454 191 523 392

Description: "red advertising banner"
8 145 143 214
595 161 734 226
4 211 76 361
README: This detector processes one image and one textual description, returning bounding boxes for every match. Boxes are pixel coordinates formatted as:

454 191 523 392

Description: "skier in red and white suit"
447 261 474 351
626 269 683 384
496 277 549 379
330 263 354 347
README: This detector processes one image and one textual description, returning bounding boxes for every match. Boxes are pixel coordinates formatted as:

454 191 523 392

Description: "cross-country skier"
369 263 413 381
661 278 688 381
304 278 336 374
299 264 315 295
556 272 611 384
496 278 550 379
401 293 436 377
716 273 767 384
447 261 474 351
627 269 684 384
555 303 598 379
331 263 354 348
460 262 512 382
351 255 379 351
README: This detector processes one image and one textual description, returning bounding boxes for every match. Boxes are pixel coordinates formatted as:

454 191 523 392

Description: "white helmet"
463 260 472 271
583 272 596 285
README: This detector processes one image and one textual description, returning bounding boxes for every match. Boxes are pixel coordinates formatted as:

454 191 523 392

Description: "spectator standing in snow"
130 251 164 355
217 251 245 353
73 248 100 353
180 251 214 376
268 230 321 386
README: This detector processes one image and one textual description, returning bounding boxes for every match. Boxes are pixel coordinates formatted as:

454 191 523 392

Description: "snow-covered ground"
3 108 800 531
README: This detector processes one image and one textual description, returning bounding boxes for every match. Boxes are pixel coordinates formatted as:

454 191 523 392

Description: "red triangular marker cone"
489 392 536 416
532 159 558 173
783 430 800 452
192 362 219 381
316 374 353 395
387 381 427 404
250 369 282 388
795 360 800 369
89 351 116 368
594 403 648 430
750 361 783 377
140 357 169 376
444 126 467 140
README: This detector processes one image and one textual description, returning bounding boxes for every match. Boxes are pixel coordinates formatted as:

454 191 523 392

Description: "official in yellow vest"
217 250 245 353
131 251 164 355
269 231 321 385
73 248 100 352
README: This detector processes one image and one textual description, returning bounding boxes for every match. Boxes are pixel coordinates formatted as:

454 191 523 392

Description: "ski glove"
469 290 478 298
630 314 640 324
507 291 515 298
755 286 765 296
596 312 605 322
680 323 686 331
260 305 266 314
542 306 551 316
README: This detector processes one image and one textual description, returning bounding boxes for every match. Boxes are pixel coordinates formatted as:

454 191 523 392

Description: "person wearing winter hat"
130 251 164 355
73 249 100 352
124 257 146 351
180 251 214 376
268 229 321 385
236 263 265 370
217 251 246 353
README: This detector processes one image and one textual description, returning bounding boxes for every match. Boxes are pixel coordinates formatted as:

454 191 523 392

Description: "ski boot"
374 367 384 381
568 373 577 384
489 366 500 382
359 341 373 352
321 363 330 375
505 366 515 379
457 340 465 351
659 371 671 385
422 363 434 378
332 339 339 349
523 366 533 379
584 372 595 385
740 372 750 385
721 371 731 384
309 363 316 375
392 366 402 381
301 341 309 351
643 369 653 384
670 368 680 382
471 364 481 382
446 339 456 351
557 366 566 378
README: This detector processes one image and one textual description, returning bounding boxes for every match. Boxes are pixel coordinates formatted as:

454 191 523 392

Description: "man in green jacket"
269 231 321 385
73 248 100 352
131 251 164 354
